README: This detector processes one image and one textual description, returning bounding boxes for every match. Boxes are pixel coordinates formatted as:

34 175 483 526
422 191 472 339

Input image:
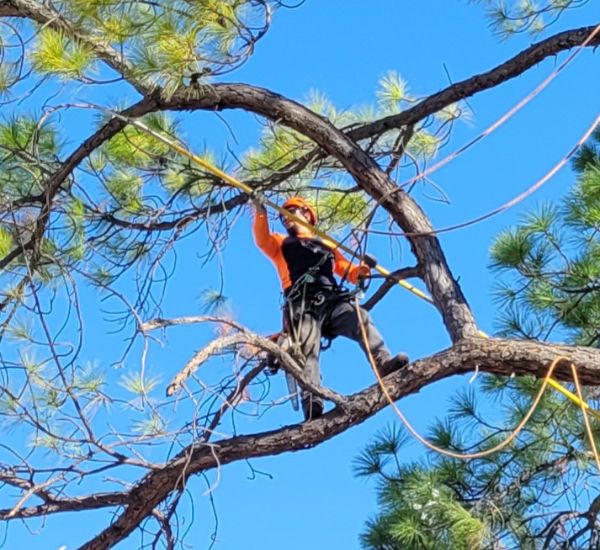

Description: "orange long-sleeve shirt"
252 208 367 291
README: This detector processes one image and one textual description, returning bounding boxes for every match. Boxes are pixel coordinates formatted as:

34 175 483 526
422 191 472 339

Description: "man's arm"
252 201 280 258
331 246 370 284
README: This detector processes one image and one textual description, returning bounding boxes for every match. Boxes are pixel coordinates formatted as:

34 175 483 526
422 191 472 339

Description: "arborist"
252 196 409 421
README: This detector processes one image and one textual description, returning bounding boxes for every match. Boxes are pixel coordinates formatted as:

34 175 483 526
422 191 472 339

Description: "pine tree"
0 1 598 548
358 130 600 550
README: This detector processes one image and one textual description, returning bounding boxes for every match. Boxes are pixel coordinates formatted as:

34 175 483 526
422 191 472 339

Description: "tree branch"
0 2 19 17
0 491 128 520
231 23 600 190
163 327 347 407
346 23 600 142
0 96 158 271
3 22 596 343
78 337 600 549
363 266 423 311
95 22 600 238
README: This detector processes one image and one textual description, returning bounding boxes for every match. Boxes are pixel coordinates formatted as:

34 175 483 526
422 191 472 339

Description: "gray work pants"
285 293 391 408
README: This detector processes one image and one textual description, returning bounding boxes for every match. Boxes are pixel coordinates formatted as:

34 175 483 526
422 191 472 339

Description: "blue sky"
4 1 600 549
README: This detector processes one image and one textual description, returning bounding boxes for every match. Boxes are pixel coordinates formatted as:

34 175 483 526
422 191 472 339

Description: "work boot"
375 352 409 377
301 395 324 421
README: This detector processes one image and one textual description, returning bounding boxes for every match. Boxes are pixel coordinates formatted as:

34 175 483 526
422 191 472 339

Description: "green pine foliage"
199 287 231 315
102 112 176 169
0 64 18 98
244 123 314 177
105 171 144 213
0 114 59 158
470 0 583 36
242 81 468 232
359 131 600 549
356 430 492 550
315 187 370 233
0 227 14 257
0 115 61 225
358 375 599 549
0 1 595 547
491 130 600 345
21 0 256 92
30 28 95 79
377 71 411 111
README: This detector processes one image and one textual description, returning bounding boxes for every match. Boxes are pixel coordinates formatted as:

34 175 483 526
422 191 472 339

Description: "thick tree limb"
0 2 18 16
5 24 597 327
1 4 597 548
75 22 600 240
79 337 600 549
230 23 600 190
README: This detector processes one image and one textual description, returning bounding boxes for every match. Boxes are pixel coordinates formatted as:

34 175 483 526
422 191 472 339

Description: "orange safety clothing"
253 209 368 291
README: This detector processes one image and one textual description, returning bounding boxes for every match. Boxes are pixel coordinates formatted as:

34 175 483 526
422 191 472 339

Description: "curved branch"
6 19 599 328
95 22 600 236
0 491 128 520
165 330 346 407
235 23 600 189
363 266 423 311
346 24 600 142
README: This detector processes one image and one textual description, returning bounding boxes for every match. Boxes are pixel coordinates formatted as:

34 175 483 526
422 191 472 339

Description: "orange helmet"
281 196 317 225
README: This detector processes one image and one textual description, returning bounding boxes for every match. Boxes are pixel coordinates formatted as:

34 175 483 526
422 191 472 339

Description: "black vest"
281 236 337 291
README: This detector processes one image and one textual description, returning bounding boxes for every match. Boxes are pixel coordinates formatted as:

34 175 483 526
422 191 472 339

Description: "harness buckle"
312 292 326 307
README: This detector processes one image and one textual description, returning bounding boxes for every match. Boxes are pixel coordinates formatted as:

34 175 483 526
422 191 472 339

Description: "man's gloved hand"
355 264 372 292
356 264 371 281
248 189 266 212
355 253 377 289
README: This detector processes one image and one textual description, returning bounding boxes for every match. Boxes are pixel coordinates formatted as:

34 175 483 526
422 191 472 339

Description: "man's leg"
286 303 324 420
325 299 408 375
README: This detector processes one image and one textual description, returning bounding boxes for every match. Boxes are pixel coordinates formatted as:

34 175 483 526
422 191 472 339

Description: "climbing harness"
267 254 369 411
